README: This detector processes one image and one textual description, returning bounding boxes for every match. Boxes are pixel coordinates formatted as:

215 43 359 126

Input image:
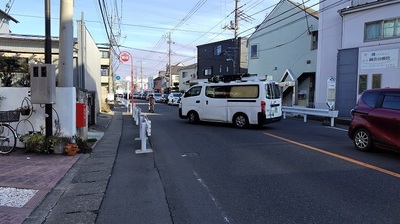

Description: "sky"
5 0 319 80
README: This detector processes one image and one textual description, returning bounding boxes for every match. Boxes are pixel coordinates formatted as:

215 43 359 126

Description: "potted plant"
19 106 31 116
46 135 71 154
17 97 33 116
21 133 46 153
64 142 79 156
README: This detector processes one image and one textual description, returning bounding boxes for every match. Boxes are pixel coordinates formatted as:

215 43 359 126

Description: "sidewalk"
0 111 114 224
23 111 119 224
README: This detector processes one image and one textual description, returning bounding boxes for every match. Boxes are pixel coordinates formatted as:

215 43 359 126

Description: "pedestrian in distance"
148 94 155 113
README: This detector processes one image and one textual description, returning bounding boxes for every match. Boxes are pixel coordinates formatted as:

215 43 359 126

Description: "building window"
101 66 108 76
182 71 187 78
311 31 318 50
203 67 213 76
214 45 222 56
365 18 400 41
358 74 368 94
372 74 381 89
101 51 110 58
250 44 258 58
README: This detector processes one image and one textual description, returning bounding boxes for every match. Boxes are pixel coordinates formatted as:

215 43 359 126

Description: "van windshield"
266 84 281 99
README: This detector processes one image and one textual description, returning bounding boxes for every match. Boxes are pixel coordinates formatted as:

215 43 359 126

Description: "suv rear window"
361 91 379 108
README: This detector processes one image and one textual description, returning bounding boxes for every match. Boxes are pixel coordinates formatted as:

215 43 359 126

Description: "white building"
317 0 400 116
247 0 319 107
178 63 197 91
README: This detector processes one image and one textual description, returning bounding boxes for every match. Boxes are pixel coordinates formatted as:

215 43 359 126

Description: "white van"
179 79 282 128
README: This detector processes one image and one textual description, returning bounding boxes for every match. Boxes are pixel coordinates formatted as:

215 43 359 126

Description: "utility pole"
108 16 114 101
167 32 172 92
234 0 239 39
226 0 239 75
233 0 239 75
44 0 52 137
140 60 143 92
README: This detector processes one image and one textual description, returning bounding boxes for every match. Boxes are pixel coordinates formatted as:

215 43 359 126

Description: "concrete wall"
82 28 101 115
0 87 76 147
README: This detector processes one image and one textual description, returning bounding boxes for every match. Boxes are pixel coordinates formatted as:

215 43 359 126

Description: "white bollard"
135 115 144 141
135 108 141 125
146 120 151 136
135 119 153 154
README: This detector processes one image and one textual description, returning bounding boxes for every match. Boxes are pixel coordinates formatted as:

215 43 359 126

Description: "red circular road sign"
119 51 130 63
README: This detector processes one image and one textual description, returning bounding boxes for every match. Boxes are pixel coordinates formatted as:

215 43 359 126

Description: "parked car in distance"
348 88 400 152
160 94 169 103
153 93 162 102
168 92 182 105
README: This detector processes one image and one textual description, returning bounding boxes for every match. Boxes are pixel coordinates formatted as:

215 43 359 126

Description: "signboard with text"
361 49 399 69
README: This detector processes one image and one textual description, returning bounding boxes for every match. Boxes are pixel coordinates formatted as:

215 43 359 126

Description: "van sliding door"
202 86 228 121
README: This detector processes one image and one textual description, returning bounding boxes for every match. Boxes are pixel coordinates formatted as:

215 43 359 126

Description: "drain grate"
181 152 199 157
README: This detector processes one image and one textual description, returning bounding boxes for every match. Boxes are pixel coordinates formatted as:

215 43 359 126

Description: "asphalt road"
103 100 400 223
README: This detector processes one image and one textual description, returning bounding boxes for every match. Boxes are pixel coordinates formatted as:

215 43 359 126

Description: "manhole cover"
181 152 199 157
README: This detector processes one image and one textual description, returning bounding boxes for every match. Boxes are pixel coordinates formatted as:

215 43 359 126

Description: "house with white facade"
178 63 197 91
247 0 319 107
0 11 102 139
317 0 400 117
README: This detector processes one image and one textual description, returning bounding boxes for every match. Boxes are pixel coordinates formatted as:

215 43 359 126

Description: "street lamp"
119 51 134 104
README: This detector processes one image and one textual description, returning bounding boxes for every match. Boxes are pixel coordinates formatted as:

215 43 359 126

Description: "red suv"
348 88 400 152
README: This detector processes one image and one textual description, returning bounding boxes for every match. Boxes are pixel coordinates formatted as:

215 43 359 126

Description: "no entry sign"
119 51 130 63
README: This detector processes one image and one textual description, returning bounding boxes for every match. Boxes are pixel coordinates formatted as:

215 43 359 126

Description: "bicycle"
0 110 20 154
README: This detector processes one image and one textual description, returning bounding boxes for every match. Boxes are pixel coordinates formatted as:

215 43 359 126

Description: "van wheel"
188 111 199 124
353 128 372 151
233 113 248 128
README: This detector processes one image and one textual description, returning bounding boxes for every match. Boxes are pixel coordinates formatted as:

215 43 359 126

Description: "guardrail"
282 106 339 127
133 105 153 154
120 98 131 113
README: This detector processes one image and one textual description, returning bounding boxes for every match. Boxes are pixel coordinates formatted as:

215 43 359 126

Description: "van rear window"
266 84 281 99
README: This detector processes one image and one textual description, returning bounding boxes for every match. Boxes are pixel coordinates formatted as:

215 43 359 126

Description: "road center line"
264 132 400 179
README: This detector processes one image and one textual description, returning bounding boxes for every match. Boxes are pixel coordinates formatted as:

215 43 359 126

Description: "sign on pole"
119 51 130 63
327 76 336 110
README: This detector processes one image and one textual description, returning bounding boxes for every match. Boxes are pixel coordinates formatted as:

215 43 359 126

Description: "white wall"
83 28 101 114
342 2 400 48
0 87 76 147
316 0 351 109
248 0 318 82
342 2 400 96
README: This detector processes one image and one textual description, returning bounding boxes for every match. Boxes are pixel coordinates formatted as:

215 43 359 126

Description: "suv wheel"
353 128 372 151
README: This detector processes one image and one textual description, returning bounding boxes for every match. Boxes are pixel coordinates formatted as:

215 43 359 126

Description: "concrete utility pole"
108 16 114 98
233 0 239 74
58 0 74 87
167 32 172 91
234 0 239 39
225 0 239 75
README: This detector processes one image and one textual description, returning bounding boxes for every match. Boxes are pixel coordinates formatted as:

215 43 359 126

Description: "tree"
0 56 29 87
